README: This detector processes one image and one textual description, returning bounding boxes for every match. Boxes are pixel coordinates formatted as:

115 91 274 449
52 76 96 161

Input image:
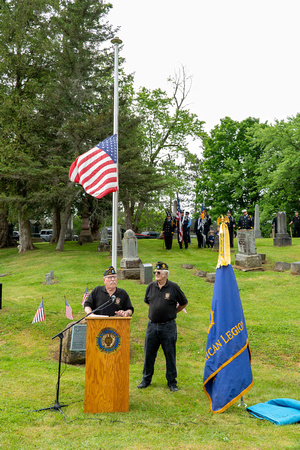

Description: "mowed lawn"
0 237 299 449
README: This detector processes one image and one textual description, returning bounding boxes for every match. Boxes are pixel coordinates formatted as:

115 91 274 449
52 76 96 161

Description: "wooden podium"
84 316 131 413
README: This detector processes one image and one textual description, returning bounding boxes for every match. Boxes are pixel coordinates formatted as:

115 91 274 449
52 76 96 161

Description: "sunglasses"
153 271 161 275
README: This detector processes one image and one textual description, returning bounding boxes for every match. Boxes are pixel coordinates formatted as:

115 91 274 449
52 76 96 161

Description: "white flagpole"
111 37 122 270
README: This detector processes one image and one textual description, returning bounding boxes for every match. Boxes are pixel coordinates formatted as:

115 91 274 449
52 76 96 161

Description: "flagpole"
111 37 122 270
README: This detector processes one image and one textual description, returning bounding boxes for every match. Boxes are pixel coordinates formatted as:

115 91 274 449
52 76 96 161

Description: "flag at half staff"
69 135 118 199
32 299 45 324
65 297 74 320
203 216 253 413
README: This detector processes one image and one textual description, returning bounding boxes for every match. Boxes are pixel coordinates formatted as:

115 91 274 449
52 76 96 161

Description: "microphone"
110 294 116 304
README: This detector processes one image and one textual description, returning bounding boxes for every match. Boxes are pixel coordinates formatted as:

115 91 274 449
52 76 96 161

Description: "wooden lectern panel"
84 316 131 413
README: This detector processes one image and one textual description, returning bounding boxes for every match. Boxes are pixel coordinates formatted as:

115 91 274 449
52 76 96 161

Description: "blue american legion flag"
32 299 45 324
65 297 74 320
69 135 118 199
203 264 253 413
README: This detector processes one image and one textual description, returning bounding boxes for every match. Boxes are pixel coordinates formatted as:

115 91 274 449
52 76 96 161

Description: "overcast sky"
108 0 300 136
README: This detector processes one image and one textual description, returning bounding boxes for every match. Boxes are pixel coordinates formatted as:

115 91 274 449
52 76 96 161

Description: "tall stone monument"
117 230 142 280
235 229 262 269
78 200 93 244
254 204 262 238
273 211 292 247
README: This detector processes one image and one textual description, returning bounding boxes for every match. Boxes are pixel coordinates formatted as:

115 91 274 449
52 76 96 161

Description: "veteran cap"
103 266 117 277
242 209 247 213
155 261 169 270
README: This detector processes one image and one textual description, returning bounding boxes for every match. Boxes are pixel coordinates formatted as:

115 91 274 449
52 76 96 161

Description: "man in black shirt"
289 211 300 237
238 209 253 230
84 266 134 317
138 262 188 392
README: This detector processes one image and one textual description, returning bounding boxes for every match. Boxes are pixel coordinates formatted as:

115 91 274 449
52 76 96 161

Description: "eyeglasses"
153 271 161 275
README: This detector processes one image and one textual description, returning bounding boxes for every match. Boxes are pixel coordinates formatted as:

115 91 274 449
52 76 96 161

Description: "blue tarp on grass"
247 398 300 425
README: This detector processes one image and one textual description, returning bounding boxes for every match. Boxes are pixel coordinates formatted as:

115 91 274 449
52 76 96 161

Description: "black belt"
149 319 174 325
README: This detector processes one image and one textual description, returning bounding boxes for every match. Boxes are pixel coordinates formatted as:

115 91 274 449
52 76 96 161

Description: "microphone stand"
33 296 116 415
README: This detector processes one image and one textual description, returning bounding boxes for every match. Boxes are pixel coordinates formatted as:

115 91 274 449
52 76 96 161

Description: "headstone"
182 264 194 269
257 253 266 264
211 221 219 251
49 270 54 280
140 264 153 284
235 230 262 269
273 212 292 247
118 230 142 279
46 273 52 285
98 227 110 252
291 262 300 275
274 261 291 272
65 215 74 241
254 204 262 238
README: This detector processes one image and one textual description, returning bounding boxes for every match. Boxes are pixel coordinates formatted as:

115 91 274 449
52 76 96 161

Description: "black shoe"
169 385 178 392
138 381 150 389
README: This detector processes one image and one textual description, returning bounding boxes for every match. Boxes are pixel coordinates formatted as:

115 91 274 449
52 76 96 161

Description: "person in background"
289 211 300 237
238 209 253 230
194 212 204 248
182 211 191 249
226 210 236 248
162 212 175 250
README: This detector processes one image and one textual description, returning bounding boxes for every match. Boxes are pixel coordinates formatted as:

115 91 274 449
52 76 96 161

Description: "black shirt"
84 286 134 316
144 280 188 323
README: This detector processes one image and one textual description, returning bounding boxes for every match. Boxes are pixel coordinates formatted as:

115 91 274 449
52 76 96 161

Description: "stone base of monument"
117 268 141 280
273 233 292 247
78 230 93 244
234 254 263 270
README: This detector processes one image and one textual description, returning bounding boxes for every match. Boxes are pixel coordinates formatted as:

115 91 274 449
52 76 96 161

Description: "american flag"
176 193 183 243
81 286 89 307
69 135 118 199
32 299 45 324
65 297 74 320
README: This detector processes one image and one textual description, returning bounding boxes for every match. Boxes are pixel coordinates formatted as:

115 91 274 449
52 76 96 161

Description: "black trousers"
293 227 300 237
164 235 173 249
142 320 177 386
196 233 203 248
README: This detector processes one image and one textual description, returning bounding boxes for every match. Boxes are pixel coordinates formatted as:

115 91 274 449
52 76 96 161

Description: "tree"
196 117 264 219
253 115 300 224
0 0 116 251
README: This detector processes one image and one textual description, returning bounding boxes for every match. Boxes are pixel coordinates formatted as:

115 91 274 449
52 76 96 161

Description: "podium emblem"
96 328 121 353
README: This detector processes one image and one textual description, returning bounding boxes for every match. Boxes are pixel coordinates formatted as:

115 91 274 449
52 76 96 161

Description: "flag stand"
33 298 115 416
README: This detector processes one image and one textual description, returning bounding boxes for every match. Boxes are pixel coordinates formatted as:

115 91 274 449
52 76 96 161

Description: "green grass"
0 238 300 449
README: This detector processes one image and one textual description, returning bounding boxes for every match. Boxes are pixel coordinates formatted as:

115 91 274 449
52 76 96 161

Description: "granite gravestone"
98 227 110 252
118 229 142 280
235 229 262 269
273 211 292 247
254 204 262 238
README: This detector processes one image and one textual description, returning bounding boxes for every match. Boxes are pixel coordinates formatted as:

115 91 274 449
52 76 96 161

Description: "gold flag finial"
216 215 231 268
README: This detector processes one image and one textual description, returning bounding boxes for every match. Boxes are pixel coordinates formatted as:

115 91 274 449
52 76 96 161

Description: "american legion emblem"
96 328 121 353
